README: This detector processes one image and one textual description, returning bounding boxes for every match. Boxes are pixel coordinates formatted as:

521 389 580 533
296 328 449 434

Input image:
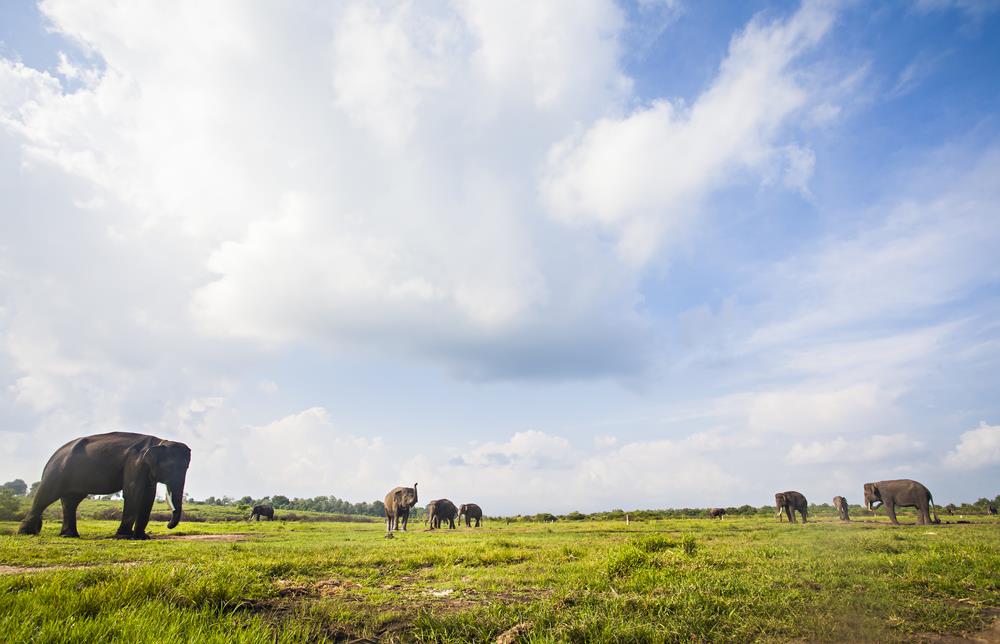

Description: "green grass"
1 514 997 642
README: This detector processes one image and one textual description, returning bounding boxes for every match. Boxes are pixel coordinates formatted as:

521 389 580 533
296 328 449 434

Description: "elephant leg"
801 509 807 524
885 503 899 525
59 493 87 537
476 518 481 527
786 507 795 524
19 484 60 535
116 491 137 538
131 482 156 540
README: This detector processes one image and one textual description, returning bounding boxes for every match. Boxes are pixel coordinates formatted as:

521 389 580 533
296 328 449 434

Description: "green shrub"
605 545 651 579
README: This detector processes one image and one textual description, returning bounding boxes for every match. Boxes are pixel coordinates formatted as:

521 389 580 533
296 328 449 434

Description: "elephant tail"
929 493 941 524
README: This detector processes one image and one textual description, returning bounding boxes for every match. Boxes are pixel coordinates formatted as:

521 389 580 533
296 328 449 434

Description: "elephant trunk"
165 482 184 529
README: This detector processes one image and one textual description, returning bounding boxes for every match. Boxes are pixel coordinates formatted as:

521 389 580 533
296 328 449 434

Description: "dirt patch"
155 534 247 541
919 609 1000 643
0 562 138 575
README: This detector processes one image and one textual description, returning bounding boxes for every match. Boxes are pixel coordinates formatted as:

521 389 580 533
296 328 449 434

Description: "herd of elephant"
706 479 942 526
383 484 482 533
9 432 972 539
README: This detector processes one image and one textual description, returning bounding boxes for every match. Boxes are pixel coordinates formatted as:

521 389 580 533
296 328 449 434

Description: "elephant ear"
139 444 167 477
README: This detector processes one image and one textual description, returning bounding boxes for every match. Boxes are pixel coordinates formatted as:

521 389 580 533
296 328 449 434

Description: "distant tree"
1 479 28 496
238 496 254 506
271 495 290 509
29 481 41 497
0 489 22 520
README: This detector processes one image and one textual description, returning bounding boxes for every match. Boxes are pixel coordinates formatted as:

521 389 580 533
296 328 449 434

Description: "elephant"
775 491 808 523
384 483 418 533
458 503 482 527
988 503 997 516
249 504 274 521
945 504 957 516
708 507 726 520
18 432 190 539
863 479 939 525
833 496 850 521
427 498 458 530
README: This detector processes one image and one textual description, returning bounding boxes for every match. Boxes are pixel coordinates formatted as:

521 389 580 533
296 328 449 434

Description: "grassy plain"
0 509 998 643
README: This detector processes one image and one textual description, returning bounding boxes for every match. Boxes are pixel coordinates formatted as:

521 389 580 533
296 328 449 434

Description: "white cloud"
241 407 386 499
786 433 925 465
740 382 900 435
944 422 1000 470
541 0 835 264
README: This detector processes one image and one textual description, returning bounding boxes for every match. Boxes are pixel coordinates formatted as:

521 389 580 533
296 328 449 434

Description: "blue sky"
1 0 998 513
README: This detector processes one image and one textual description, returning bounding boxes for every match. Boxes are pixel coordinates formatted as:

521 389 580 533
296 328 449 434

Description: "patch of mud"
0 562 138 575
156 534 247 541
919 609 1000 643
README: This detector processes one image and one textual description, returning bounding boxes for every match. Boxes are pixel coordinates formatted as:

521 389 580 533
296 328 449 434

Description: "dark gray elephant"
18 432 190 539
988 503 997 516
833 496 850 521
708 507 726 520
384 483 418 533
945 504 957 516
863 479 939 525
458 503 482 527
775 491 808 523
427 498 458 530
249 504 274 521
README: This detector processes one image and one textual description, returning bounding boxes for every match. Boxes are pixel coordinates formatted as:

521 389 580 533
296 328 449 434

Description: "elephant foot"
59 530 80 538
132 532 150 540
113 531 134 540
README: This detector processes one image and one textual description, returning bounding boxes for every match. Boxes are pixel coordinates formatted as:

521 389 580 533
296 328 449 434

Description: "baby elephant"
833 496 850 521
708 508 726 520
458 503 483 527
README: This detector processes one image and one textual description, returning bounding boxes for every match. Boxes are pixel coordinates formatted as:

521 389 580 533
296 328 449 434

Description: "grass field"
1 509 998 643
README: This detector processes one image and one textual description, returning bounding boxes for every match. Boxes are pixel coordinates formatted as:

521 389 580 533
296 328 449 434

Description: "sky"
0 0 998 514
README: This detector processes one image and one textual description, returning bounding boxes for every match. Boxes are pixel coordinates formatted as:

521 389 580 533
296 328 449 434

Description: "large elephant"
249 504 274 521
384 483 418 533
708 507 726 520
18 432 190 539
989 503 997 516
775 491 808 523
427 498 458 530
458 503 482 527
863 479 939 525
833 496 850 521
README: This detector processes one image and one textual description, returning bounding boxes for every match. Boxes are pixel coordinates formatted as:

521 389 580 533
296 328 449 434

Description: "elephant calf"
775 491 808 524
863 479 939 525
458 503 483 527
18 432 191 540
833 496 850 521
249 504 274 521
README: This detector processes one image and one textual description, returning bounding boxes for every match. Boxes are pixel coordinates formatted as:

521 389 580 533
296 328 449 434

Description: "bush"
0 489 24 521
631 534 677 553
681 534 698 556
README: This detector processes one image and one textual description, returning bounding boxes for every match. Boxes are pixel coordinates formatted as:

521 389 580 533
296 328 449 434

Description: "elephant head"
401 483 418 508
141 441 191 529
863 482 883 511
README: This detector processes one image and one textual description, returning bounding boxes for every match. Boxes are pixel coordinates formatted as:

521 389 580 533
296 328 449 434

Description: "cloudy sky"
1 0 998 513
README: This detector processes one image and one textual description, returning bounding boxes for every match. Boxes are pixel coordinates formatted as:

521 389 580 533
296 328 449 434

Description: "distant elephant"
458 503 482 527
945 504 957 516
249 504 274 521
708 508 726 520
988 503 997 516
384 483 418 533
427 498 458 530
18 432 190 539
833 496 850 521
863 479 939 525
775 491 808 524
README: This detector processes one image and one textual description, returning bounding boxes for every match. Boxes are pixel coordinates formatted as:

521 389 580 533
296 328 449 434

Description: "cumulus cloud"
786 433 925 465
541 0 835 263
944 422 1000 470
